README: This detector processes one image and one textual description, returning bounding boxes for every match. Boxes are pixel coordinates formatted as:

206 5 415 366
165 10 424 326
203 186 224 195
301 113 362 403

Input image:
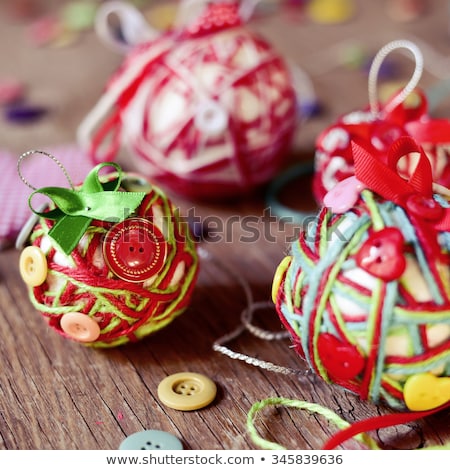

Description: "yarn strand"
201 246 308 377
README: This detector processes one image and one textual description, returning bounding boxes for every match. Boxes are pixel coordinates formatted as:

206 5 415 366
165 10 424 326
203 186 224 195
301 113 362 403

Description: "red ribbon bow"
352 136 450 261
352 135 450 230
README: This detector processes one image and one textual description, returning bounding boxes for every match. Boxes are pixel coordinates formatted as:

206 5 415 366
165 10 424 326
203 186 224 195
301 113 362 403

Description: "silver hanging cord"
368 39 424 117
17 150 75 191
197 246 309 377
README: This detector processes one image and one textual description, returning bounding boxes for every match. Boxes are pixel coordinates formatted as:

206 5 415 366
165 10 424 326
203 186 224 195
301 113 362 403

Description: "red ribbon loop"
352 135 450 237
352 136 437 209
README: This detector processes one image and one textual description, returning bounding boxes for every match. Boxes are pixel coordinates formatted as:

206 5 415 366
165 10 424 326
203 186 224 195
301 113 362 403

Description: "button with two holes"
103 217 167 283
60 312 101 343
157 372 217 411
19 245 48 287
119 429 183 450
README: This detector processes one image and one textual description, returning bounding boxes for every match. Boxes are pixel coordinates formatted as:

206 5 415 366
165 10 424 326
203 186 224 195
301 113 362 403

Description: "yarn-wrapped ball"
77 1 298 200
273 136 450 411
313 88 450 204
18 166 199 348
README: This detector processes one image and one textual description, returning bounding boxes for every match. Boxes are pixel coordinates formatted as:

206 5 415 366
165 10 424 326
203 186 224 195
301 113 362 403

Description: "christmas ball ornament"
272 136 450 411
77 0 298 200
18 158 199 348
313 39 450 205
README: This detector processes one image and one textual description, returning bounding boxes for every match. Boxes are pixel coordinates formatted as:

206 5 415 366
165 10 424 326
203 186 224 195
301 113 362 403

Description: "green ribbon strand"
29 162 147 254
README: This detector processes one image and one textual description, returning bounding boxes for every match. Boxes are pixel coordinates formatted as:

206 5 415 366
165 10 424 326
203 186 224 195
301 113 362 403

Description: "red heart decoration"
317 333 365 380
356 227 406 281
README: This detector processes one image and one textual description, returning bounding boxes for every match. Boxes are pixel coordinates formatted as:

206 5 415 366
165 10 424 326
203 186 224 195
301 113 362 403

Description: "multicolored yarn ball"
272 136 450 411
77 0 298 200
313 39 450 205
18 161 199 348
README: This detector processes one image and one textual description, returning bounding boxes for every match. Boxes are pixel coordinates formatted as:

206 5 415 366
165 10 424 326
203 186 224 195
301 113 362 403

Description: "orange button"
60 312 101 343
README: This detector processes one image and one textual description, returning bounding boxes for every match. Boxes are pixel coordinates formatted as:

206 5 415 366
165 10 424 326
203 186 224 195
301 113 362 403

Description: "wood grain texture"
0 0 449 451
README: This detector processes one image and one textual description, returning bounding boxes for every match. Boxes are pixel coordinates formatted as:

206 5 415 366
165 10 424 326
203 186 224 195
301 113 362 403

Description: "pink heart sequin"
323 175 367 214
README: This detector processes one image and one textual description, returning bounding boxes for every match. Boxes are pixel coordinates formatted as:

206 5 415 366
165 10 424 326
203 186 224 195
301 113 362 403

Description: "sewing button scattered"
60 312 101 342
103 218 168 283
157 372 217 411
317 333 365 380
403 372 450 411
61 1 98 32
119 430 183 450
406 194 443 221
323 176 367 214
19 246 48 287
27 15 62 47
0 79 25 106
307 0 355 25
356 227 406 281
5 104 48 123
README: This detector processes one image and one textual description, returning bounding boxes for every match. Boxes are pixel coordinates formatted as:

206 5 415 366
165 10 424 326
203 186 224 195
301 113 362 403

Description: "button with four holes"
157 372 217 411
60 312 101 343
119 430 183 450
19 245 48 287
103 217 167 283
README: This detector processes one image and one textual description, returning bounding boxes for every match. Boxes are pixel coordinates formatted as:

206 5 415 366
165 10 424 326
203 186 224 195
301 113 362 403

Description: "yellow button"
19 246 48 287
403 372 450 411
272 255 292 303
60 312 101 343
157 372 217 411
307 0 355 24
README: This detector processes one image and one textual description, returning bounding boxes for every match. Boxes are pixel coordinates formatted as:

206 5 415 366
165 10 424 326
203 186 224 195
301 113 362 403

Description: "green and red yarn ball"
19 171 199 348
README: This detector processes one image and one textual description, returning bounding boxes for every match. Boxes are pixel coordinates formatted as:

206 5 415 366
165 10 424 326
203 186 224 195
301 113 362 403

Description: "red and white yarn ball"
312 88 450 204
79 2 298 199
19 173 199 348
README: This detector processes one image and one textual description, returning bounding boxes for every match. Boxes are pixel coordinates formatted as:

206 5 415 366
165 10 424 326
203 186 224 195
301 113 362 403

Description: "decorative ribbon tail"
48 215 92 255
322 401 450 450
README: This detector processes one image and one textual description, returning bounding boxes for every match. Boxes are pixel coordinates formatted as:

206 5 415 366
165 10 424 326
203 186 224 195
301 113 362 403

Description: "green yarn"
274 187 450 410
246 397 379 450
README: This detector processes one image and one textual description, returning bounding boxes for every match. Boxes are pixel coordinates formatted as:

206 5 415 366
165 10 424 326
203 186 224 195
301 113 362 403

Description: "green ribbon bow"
29 162 147 255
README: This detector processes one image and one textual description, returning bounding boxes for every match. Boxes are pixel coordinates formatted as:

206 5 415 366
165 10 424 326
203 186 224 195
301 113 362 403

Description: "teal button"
119 430 183 450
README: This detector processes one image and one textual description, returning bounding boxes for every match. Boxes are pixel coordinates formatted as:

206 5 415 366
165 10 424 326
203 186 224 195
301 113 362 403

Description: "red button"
317 333 365 381
103 218 167 283
356 227 406 281
406 194 443 221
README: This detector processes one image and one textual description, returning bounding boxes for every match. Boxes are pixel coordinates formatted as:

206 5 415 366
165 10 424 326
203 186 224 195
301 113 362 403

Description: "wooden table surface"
0 0 450 451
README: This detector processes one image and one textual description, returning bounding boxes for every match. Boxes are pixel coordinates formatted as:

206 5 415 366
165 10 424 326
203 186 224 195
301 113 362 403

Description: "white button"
194 101 228 136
